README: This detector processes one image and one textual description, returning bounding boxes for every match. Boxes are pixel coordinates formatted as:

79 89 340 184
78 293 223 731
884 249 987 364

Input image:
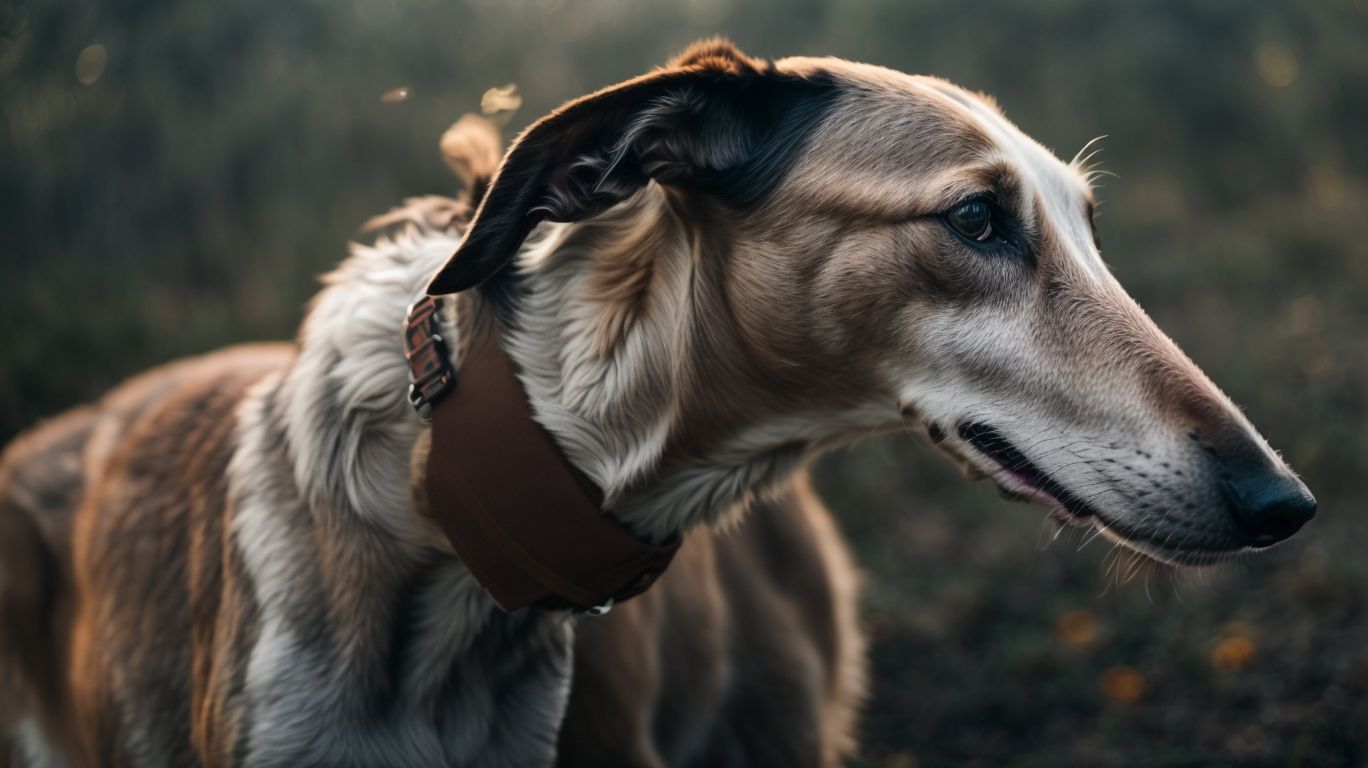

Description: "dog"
0 38 1313 766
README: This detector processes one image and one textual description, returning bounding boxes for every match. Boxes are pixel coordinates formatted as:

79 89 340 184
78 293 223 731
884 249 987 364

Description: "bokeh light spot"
1056 609 1098 647
1307 163 1348 209
1301 339 1334 379
1286 295 1323 336
882 752 919 768
1210 636 1257 671
1100 665 1145 703
75 43 107 85
1255 42 1297 88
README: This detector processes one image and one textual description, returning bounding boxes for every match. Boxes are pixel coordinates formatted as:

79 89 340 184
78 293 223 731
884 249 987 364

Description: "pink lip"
984 463 1092 526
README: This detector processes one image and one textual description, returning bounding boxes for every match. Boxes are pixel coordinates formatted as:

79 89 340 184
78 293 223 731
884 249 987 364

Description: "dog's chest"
236 559 575 768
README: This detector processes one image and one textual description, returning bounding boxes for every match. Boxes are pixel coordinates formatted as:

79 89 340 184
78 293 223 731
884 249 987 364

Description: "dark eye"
946 199 994 242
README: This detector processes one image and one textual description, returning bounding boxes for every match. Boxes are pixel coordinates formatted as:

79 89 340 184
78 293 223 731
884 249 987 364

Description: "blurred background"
2 0 1365 764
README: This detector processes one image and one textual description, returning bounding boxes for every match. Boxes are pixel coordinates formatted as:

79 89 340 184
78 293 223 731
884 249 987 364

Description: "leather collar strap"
405 296 679 613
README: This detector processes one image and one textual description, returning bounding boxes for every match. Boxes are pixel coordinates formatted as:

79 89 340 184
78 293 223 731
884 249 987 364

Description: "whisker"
1070 134 1109 167
1078 519 1113 550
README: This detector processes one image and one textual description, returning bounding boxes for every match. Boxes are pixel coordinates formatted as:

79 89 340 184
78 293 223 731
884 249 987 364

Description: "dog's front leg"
439 614 575 768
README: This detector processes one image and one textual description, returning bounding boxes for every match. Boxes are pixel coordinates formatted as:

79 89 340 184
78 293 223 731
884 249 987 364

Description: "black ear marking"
425 41 838 296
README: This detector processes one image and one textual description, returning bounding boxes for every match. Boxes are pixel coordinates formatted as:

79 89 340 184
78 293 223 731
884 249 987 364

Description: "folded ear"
426 40 836 295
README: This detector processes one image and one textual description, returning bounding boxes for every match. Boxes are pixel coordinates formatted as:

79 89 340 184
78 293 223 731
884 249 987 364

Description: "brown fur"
1 345 295 766
558 475 864 768
0 345 864 767
0 406 92 764
69 345 293 765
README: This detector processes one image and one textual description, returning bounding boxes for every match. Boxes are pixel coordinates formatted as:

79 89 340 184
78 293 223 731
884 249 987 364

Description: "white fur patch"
11 717 67 768
216 219 597 767
277 229 459 551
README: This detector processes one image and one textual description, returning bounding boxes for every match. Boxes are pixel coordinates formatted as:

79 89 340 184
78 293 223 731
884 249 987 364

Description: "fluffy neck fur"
231 186 871 759
502 183 856 544
280 181 868 564
244 224 577 764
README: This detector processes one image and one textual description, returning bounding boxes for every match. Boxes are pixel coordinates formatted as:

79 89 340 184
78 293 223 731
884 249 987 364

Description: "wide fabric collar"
404 295 679 614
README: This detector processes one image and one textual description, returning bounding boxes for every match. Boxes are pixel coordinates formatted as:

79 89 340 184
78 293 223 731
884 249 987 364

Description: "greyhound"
0 39 1313 766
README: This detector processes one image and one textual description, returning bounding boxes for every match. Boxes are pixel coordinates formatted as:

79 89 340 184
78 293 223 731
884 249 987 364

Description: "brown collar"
404 296 679 613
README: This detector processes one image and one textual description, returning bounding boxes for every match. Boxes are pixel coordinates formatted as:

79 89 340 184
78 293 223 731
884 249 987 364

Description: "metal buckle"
404 296 455 421
408 384 435 422
583 597 614 617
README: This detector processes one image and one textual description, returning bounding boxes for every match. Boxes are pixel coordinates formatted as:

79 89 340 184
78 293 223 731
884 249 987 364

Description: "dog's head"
429 40 1314 563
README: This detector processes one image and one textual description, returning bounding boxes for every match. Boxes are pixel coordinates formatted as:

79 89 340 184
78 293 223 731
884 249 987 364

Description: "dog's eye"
946 200 993 242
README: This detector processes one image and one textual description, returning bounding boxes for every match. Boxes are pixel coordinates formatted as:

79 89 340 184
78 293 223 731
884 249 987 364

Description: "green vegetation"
2 0 1365 764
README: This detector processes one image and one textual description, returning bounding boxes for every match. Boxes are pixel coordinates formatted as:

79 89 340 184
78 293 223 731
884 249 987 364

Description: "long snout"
1002 271 1320 559
1133 307 1318 552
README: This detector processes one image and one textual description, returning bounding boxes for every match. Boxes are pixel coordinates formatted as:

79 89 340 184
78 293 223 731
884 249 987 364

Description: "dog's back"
0 344 298 765
0 404 92 766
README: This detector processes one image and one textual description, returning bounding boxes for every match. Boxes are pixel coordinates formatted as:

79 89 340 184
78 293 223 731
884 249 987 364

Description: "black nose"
1221 468 1317 547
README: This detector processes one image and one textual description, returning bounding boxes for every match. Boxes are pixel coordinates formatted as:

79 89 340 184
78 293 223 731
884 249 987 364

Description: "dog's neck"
281 184 886 557
494 184 886 544
242 190 875 755
224 182 881 761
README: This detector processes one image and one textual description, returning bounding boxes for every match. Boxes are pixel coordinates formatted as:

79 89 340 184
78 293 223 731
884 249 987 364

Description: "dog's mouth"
950 422 1243 566
955 422 1098 528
